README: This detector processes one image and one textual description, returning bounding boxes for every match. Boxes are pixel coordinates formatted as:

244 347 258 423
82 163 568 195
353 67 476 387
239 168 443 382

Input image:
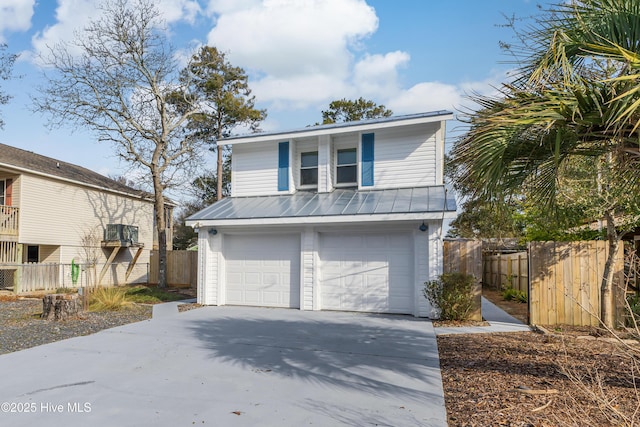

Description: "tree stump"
42 294 82 321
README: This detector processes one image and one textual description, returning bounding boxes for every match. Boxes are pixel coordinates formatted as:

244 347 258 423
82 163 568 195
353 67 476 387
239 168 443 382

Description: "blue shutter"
278 141 289 191
361 133 374 187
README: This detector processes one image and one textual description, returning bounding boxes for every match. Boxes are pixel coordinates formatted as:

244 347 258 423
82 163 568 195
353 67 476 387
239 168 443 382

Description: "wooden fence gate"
149 250 198 288
529 241 625 327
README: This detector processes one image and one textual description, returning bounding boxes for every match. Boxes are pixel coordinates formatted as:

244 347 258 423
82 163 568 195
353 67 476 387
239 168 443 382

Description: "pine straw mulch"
438 325 640 426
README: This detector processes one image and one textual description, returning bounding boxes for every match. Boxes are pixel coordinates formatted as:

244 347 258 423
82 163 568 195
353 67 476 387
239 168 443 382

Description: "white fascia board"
219 113 454 146
186 211 458 228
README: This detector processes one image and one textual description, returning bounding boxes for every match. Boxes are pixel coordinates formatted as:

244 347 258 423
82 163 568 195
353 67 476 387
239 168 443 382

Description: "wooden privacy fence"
443 239 483 321
529 241 625 327
149 250 198 288
483 251 529 294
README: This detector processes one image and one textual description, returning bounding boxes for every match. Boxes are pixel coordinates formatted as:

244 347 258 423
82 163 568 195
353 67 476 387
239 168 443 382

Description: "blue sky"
0 0 553 198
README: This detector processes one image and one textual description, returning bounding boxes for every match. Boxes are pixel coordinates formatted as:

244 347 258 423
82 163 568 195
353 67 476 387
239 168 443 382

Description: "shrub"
626 294 640 327
89 286 132 311
501 286 528 303
423 273 476 321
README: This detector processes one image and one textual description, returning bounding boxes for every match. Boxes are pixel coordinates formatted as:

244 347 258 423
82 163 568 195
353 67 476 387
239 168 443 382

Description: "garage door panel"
320 232 413 314
225 234 300 308
365 235 386 248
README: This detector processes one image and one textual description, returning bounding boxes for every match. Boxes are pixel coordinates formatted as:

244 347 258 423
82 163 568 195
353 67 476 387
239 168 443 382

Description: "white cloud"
205 0 263 15
207 0 378 107
158 0 202 24
31 0 96 59
251 73 350 107
387 82 463 115
0 0 35 42
353 51 409 99
31 0 201 60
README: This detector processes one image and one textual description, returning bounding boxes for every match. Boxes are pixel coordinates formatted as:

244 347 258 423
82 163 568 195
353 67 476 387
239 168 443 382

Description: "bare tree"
0 44 17 129
33 0 208 287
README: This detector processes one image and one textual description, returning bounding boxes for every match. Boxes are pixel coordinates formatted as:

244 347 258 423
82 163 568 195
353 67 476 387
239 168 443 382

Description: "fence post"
13 265 21 294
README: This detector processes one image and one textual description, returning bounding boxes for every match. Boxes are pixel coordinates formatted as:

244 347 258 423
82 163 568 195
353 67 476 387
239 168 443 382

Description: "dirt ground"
437 288 640 426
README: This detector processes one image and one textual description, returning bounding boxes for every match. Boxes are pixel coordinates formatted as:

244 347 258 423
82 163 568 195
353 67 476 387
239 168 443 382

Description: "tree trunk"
600 210 620 329
158 227 167 288
152 168 167 288
42 294 82 321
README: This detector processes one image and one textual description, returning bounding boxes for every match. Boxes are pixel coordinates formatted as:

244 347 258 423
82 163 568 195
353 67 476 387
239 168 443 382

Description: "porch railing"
0 205 19 236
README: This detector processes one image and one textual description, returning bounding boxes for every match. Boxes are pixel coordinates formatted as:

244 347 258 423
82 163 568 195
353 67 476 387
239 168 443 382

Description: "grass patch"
124 285 185 304
55 287 77 294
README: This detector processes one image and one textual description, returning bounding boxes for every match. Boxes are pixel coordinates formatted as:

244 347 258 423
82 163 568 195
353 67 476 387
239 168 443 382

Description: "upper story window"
336 148 357 186
300 151 318 186
0 180 5 206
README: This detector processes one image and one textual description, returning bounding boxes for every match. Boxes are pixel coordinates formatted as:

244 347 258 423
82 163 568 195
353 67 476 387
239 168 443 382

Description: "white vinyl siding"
198 230 221 305
301 228 315 310
371 124 438 189
232 143 280 196
39 245 60 263
17 174 155 266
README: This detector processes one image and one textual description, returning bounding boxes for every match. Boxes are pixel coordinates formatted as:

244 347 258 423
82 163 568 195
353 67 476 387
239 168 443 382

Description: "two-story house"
186 111 457 317
0 143 173 290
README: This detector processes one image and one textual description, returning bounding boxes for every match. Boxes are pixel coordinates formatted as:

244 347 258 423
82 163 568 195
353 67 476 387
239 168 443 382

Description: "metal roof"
221 110 454 143
187 186 456 224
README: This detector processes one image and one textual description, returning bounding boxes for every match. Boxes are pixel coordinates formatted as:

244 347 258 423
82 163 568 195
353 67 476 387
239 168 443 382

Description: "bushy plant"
423 273 476 321
501 286 528 303
626 294 640 327
88 286 132 311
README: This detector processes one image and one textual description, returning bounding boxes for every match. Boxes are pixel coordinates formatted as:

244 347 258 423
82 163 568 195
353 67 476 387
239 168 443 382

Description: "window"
300 151 318 186
0 180 4 206
27 245 39 263
336 148 357 185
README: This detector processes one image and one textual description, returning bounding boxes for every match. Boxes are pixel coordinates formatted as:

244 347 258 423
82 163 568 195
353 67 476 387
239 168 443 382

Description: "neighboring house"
0 143 173 289
186 111 457 317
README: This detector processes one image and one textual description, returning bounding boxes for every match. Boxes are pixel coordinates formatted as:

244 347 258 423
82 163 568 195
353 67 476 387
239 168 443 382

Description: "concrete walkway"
434 297 531 335
151 298 196 319
0 305 447 427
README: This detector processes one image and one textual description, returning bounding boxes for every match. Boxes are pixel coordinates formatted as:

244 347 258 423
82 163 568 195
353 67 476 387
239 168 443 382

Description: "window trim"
299 150 319 189
334 147 358 188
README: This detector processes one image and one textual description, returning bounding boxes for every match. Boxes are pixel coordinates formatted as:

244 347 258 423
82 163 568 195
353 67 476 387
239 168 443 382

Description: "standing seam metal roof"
187 186 457 222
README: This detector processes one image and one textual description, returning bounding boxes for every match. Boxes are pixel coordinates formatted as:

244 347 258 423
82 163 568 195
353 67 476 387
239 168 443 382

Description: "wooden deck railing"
0 205 19 236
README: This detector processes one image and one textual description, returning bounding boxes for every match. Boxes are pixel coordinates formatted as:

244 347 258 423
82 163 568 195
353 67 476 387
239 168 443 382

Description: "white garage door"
225 234 300 308
319 232 413 314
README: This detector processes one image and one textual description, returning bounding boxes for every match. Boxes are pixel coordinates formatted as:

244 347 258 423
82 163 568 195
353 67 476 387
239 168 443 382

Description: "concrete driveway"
0 306 447 426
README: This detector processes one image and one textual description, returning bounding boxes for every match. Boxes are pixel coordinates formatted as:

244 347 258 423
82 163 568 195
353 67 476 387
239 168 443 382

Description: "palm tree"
450 0 640 327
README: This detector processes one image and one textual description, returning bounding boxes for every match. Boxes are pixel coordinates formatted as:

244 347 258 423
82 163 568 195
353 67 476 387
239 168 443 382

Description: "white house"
186 111 457 317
